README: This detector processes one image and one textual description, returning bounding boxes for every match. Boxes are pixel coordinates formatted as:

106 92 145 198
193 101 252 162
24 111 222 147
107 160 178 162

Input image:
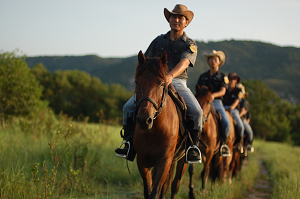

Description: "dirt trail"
244 158 271 199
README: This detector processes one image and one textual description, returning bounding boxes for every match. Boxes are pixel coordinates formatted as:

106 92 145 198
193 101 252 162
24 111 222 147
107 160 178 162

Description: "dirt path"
244 158 271 199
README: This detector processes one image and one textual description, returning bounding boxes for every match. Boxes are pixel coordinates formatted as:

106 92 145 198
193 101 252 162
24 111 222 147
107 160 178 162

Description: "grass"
254 140 300 199
0 118 299 198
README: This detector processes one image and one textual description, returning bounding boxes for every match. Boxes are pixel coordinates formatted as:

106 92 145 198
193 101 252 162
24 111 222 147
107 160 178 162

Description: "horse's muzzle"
137 109 154 130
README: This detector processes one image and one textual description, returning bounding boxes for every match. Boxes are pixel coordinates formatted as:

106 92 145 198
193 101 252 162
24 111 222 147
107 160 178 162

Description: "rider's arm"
211 87 226 101
166 58 190 86
239 107 247 117
230 99 240 110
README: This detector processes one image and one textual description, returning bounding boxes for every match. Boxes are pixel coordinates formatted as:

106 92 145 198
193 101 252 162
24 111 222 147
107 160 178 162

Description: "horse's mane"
134 57 169 81
195 85 211 101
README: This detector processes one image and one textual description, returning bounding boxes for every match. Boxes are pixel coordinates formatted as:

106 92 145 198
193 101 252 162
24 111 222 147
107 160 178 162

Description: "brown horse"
133 51 184 199
220 110 236 183
187 85 222 197
229 135 245 183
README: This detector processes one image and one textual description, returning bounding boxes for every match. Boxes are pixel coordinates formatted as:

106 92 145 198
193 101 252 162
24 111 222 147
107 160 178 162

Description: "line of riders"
115 4 254 164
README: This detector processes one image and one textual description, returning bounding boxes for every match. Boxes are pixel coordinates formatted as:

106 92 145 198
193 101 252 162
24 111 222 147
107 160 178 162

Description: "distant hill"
26 40 300 103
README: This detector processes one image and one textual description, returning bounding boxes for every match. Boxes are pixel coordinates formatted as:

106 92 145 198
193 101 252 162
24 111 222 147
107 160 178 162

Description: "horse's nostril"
146 118 153 126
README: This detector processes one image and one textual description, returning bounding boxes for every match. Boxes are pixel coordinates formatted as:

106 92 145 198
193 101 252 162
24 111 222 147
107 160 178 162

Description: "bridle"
135 86 168 120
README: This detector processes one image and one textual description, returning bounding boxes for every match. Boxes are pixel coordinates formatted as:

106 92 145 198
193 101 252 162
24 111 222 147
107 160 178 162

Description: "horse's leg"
149 158 173 199
233 152 240 178
139 167 152 198
170 158 187 199
160 163 175 199
137 158 152 198
229 154 235 184
187 163 196 199
222 157 229 183
202 154 213 191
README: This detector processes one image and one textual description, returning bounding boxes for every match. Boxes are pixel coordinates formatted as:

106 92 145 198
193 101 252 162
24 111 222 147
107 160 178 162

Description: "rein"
136 87 168 119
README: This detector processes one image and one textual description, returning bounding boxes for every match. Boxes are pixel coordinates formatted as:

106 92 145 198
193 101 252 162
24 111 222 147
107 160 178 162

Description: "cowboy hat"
228 72 241 83
205 50 226 67
164 4 194 24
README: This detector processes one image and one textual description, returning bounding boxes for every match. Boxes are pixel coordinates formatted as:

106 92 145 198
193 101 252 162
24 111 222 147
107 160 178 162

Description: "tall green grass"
254 140 300 199
0 118 299 198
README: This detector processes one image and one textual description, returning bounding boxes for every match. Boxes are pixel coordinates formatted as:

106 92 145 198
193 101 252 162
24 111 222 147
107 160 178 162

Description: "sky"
1 0 300 58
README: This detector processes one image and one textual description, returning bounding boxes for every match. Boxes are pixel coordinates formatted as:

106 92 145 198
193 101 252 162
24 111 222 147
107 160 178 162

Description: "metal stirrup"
220 144 231 157
186 145 202 164
116 140 130 159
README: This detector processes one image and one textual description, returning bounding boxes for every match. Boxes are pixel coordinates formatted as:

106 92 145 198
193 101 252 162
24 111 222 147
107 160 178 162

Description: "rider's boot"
220 136 230 156
235 136 244 154
115 118 136 161
115 125 131 155
247 142 254 153
186 129 202 164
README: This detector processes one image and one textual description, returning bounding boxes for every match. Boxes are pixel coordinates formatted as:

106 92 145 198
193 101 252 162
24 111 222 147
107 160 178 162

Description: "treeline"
243 80 300 145
31 63 132 123
1 50 300 145
0 51 132 126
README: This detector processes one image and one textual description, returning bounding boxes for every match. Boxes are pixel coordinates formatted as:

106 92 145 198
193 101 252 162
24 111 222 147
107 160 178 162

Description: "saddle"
167 84 194 163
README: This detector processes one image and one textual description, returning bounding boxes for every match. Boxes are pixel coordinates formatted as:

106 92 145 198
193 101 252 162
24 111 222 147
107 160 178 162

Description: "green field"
0 120 299 198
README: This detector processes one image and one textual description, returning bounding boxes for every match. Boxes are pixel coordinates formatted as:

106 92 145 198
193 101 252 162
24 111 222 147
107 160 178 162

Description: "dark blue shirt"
196 70 228 100
144 31 197 80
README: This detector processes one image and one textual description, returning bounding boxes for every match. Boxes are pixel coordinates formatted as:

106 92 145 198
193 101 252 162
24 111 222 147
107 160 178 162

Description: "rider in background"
115 4 203 164
236 83 254 153
222 72 244 153
196 50 231 156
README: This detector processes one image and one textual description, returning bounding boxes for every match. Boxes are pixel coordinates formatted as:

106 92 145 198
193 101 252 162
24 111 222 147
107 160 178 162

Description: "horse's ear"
160 51 167 66
195 84 201 93
138 50 146 65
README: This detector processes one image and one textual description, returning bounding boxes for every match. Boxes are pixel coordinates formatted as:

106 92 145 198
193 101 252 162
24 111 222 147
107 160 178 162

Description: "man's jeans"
213 99 230 137
123 78 203 130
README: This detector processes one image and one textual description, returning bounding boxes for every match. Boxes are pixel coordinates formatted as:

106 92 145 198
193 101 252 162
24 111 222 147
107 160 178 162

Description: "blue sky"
1 0 300 58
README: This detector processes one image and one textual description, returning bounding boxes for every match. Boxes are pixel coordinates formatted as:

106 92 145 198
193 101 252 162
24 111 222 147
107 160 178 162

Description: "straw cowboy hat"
164 4 194 24
228 72 241 83
205 50 226 67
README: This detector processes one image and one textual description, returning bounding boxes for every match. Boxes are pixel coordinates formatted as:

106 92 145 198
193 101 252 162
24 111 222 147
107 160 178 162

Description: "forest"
26 40 300 104
1 50 300 146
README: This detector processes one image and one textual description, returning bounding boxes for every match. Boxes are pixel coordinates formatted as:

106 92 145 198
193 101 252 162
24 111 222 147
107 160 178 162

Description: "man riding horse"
115 4 204 164
196 50 232 156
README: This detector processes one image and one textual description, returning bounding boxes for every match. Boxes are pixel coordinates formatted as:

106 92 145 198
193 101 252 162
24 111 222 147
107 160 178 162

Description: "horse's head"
195 84 213 112
134 51 169 130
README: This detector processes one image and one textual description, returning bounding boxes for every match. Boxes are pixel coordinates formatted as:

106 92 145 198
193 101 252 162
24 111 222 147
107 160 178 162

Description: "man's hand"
165 74 173 86
209 93 215 102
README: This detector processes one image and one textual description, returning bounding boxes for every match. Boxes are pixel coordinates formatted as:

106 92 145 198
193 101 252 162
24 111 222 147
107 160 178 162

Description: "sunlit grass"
1 120 300 198
255 140 300 199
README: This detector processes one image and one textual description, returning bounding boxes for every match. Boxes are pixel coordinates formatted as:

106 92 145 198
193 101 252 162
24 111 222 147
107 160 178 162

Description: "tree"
31 67 133 123
243 79 291 142
0 51 43 129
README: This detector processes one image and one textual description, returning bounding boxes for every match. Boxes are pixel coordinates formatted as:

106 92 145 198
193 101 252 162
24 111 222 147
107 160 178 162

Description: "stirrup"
186 145 202 164
237 143 244 154
220 144 231 157
115 140 130 159
247 144 254 153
